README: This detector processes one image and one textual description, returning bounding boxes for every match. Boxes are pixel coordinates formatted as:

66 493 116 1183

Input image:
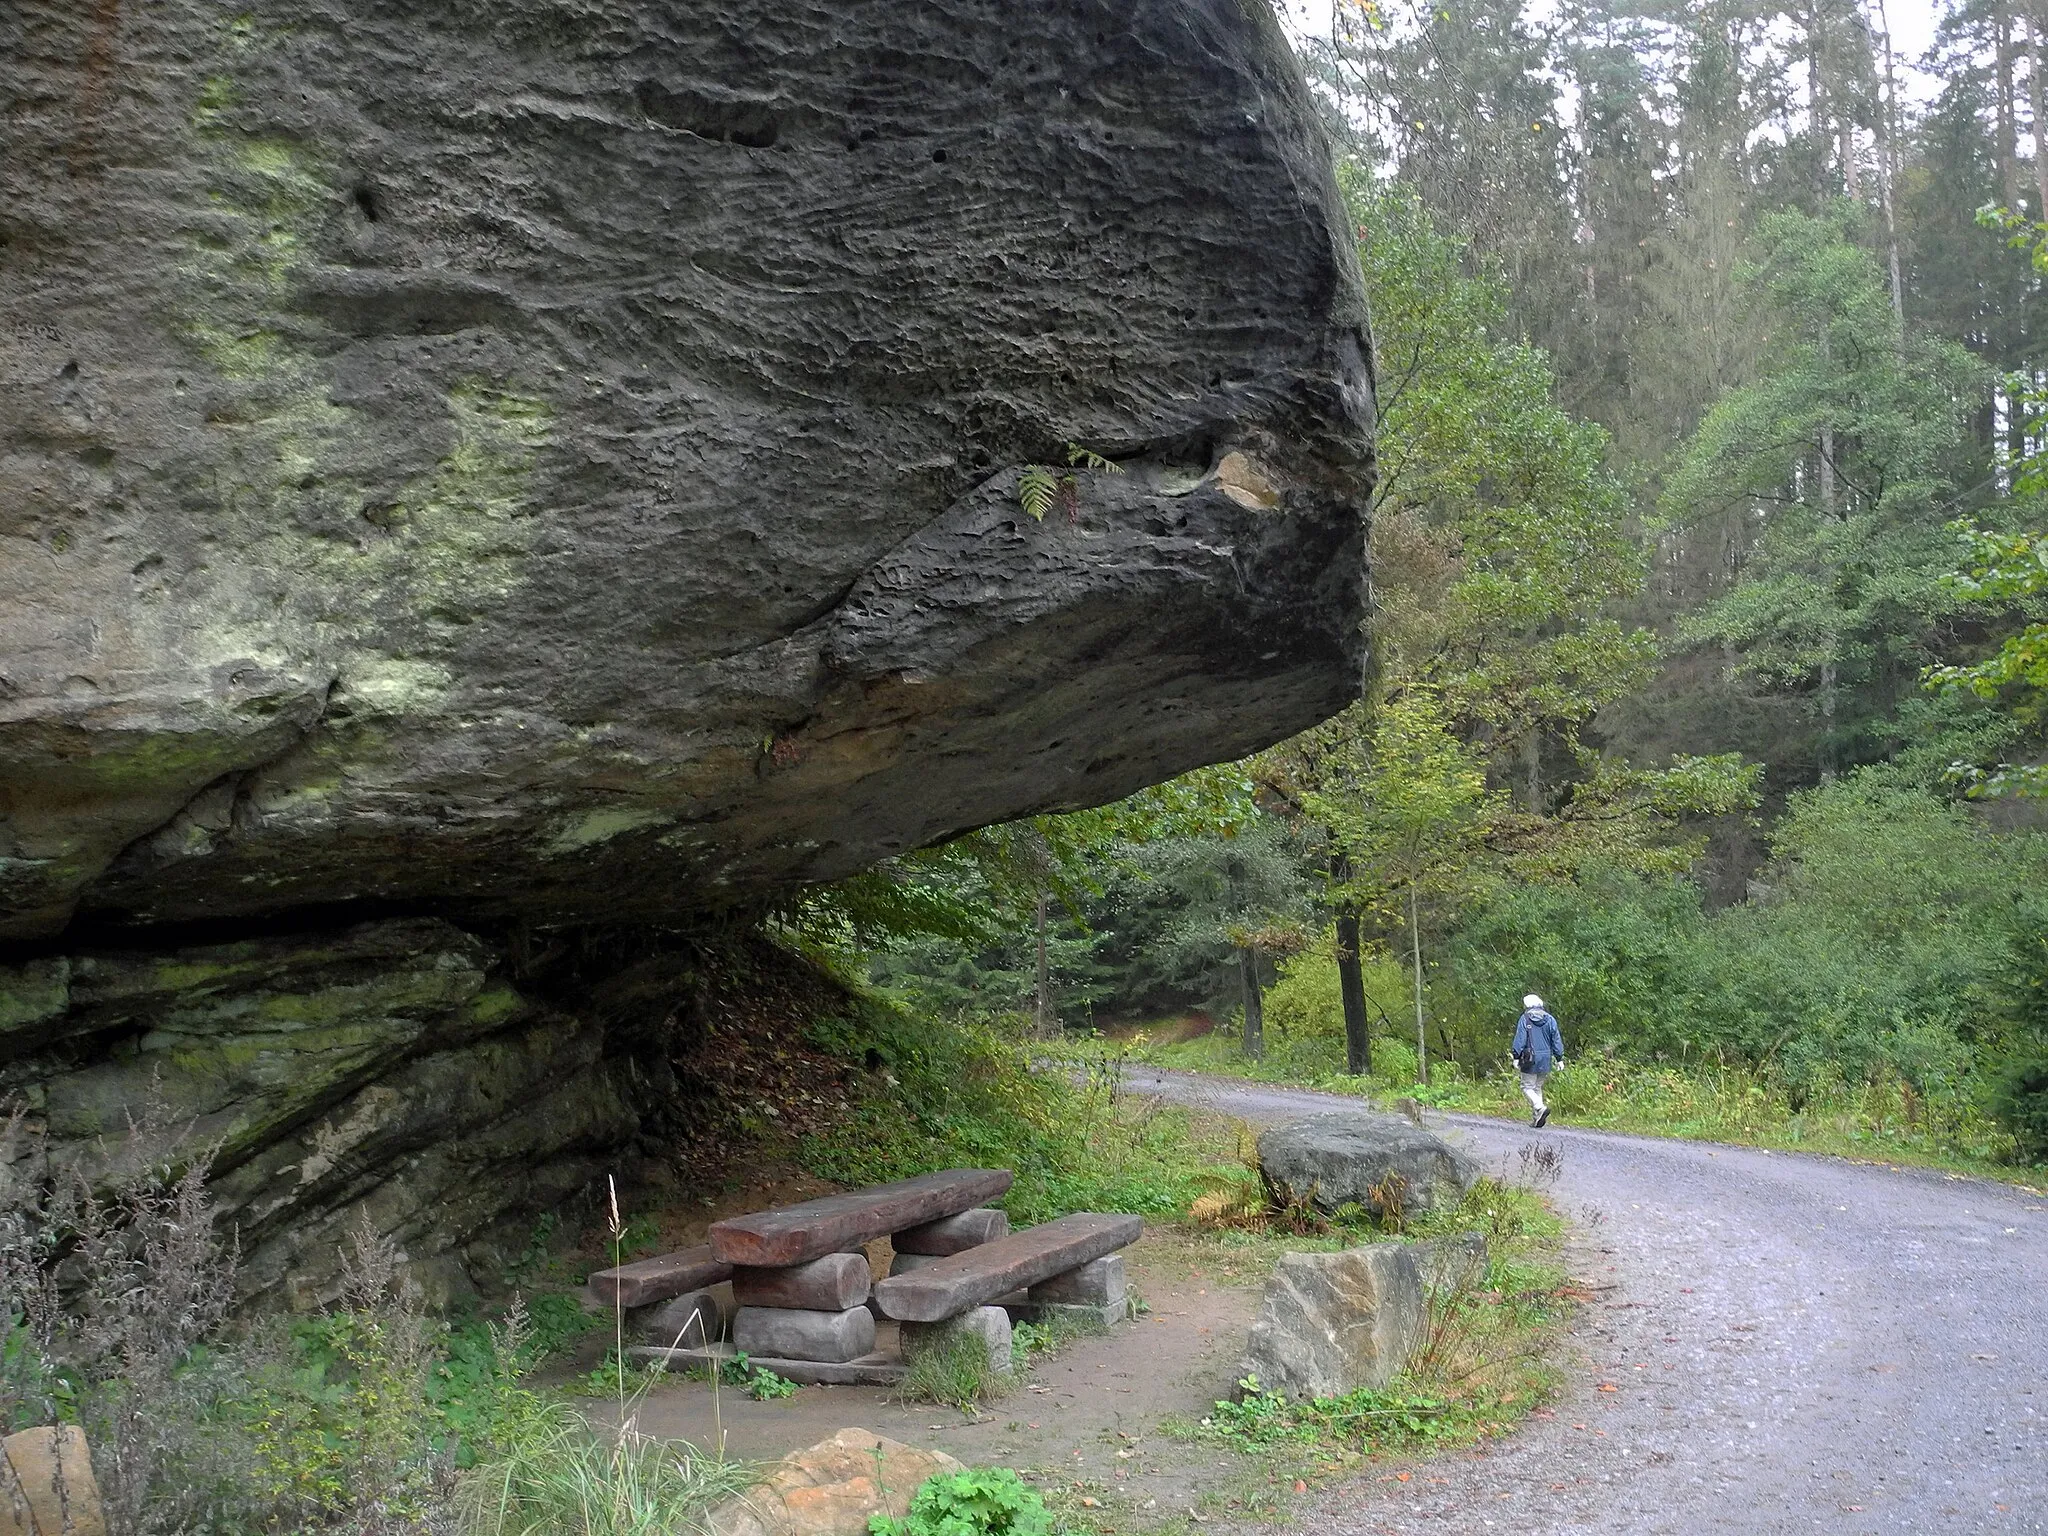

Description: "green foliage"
868 1468 1054 1536
1198 1378 1462 1452
717 1352 798 1401
1261 939 1412 1050
1016 444 1124 522
801 992 1223 1222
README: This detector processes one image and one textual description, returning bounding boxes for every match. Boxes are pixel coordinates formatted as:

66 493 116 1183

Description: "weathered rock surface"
706 1428 964 1536
1238 1245 1425 1401
0 0 1372 945
0 0 1372 1301
1257 1113 1481 1218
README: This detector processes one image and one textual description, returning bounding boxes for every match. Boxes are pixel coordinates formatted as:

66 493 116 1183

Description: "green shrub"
1988 1052 2048 1161
868 1467 1054 1536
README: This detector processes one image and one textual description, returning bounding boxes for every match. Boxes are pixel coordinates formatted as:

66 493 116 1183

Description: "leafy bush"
868 1467 1054 1536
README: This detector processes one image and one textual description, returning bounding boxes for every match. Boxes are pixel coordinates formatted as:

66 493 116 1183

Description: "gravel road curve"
1124 1066 2047 1535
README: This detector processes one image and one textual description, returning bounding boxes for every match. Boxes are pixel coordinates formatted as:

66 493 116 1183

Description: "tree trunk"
1819 656 1838 781
1033 889 1051 1039
2030 9 2048 219
2000 3 2023 214
1808 3 1829 203
1239 947 1265 1061
1873 0 1907 333
1332 850 1371 1076
1408 880 1427 1087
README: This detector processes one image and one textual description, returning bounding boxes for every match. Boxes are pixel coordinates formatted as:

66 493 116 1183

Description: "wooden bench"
871 1212 1142 1323
708 1168 1013 1266
587 1243 732 1309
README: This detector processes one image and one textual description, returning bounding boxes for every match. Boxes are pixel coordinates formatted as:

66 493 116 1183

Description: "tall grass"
459 1406 752 1536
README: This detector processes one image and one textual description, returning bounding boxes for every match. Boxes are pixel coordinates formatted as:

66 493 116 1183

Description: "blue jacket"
1512 1010 1564 1073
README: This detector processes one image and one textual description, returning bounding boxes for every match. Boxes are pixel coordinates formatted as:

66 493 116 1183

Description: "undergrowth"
0 1102 748 1536
1164 1139 1575 1479
799 992 1230 1224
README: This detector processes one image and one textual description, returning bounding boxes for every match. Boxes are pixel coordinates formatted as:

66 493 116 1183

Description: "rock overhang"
1 0 1375 943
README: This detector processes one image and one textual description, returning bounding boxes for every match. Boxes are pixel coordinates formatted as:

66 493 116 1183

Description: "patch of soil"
573 1228 1270 1522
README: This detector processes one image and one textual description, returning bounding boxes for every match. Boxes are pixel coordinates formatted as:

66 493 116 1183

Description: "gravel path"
1125 1066 2048 1536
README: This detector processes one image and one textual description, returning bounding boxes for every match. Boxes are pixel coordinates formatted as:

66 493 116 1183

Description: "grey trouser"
1519 1070 1550 1111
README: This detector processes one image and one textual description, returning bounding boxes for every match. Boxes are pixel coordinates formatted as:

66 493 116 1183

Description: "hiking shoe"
1536 1107 1550 1128
1529 1109 1542 1127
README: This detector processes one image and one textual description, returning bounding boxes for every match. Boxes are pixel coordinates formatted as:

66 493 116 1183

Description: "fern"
1017 465 1060 521
1018 446 1120 521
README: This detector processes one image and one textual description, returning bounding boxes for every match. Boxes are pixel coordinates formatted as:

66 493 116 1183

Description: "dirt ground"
559 1225 1300 1523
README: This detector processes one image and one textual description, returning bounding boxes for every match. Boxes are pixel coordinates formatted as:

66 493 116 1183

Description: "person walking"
1512 994 1564 1127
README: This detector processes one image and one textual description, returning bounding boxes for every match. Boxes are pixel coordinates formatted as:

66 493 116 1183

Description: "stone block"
1 1425 106 1536
1027 1253 1126 1307
899 1305 1012 1375
892 1207 1010 1255
733 1304 875 1365
1238 1244 1425 1401
888 1252 940 1276
1257 1113 1480 1218
733 1253 871 1311
633 1343 908 1387
1002 1299 1121 1331
641 1287 728 1348
704 1427 964 1536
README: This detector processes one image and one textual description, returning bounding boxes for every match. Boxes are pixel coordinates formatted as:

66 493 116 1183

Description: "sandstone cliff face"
0 0 1372 1300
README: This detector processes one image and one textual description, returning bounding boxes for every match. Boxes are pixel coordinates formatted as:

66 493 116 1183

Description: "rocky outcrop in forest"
0 0 1373 1302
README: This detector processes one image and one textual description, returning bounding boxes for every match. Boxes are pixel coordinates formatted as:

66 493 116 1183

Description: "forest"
832 0 2048 1170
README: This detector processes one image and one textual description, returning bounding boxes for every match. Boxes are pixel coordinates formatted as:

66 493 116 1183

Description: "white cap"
1523 994 1543 1010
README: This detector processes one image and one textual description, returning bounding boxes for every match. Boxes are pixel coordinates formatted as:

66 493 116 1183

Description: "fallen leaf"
1080 1496 1101 1508
1396 1472 1411 1482
1294 1480 1308 1493
1599 1383 1618 1392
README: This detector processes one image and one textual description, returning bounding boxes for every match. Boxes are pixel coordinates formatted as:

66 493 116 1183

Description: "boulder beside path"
1257 1112 1481 1218
705 1428 964 1536
1238 1245 1426 1402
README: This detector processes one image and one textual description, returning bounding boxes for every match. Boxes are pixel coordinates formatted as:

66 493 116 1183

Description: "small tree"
1308 690 1497 1085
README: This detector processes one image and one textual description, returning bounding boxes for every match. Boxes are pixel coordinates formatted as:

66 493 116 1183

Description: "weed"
897 1333 1013 1412
868 1466 1054 1536
1008 1310 1105 1374
743 1367 797 1401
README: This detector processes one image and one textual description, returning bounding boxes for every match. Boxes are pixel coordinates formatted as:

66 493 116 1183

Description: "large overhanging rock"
0 0 1373 943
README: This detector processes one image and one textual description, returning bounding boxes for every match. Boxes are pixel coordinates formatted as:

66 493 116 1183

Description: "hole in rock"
353 185 380 222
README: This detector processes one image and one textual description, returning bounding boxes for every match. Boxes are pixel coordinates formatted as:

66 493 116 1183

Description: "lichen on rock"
1 0 1376 1296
